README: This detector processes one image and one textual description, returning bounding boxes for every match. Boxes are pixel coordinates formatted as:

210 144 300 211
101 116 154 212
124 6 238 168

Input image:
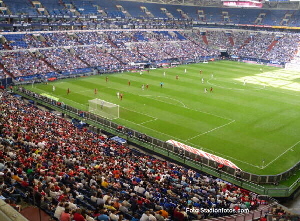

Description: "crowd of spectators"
76 32 107 45
0 90 268 221
205 31 232 50
134 42 171 61
0 51 54 77
262 34 300 63
24 34 46 49
74 46 121 69
41 48 88 71
237 33 275 59
0 30 300 79
259 205 300 221
43 33 81 47
110 48 147 64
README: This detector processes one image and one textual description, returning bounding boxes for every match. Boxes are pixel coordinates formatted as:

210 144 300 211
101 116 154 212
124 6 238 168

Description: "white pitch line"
31 87 87 108
120 106 158 121
185 119 236 141
76 89 93 94
139 118 158 125
119 117 261 169
118 116 181 140
104 86 233 121
31 80 261 168
261 140 300 169
141 95 187 108
140 94 233 121
207 79 264 91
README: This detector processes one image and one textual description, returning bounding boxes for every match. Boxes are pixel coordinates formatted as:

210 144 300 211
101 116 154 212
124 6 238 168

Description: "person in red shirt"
60 208 71 221
173 208 185 221
72 209 85 221
21 177 29 187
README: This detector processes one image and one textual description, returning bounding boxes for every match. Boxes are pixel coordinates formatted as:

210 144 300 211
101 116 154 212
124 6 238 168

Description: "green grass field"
25 60 300 175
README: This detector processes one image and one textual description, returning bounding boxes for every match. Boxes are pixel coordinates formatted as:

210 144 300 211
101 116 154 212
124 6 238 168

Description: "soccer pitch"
26 60 300 175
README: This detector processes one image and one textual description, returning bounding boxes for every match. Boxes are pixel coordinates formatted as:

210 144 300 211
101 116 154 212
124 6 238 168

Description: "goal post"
88 98 119 120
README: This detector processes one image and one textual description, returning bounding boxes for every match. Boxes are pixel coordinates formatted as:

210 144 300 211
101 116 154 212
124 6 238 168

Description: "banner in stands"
166 140 240 170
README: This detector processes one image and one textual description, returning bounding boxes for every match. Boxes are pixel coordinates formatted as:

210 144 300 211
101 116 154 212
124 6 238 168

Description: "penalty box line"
80 85 261 169
185 119 235 142
139 95 234 122
115 112 261 169
261 140 300 169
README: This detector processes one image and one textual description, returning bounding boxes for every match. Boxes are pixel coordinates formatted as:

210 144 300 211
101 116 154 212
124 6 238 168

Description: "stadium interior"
0 0 299 221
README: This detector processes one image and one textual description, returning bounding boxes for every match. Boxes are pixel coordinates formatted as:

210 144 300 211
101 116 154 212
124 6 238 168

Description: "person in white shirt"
54 203 65 220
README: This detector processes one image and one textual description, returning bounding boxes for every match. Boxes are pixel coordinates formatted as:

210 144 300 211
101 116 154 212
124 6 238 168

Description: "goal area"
88 98 119 120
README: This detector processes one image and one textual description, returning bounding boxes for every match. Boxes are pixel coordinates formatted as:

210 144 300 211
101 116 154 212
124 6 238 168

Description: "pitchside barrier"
16 87 300 197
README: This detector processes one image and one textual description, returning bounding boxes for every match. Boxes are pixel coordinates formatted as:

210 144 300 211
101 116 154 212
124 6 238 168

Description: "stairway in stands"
239 37 251 50
0 62 14 78
202 35 208 45
229 36 234 46
267 40 278 51
40 57 58 72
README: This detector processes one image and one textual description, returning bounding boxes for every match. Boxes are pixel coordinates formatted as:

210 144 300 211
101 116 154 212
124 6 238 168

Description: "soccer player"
67 88 70 95
184 68 187 73
160 82 163 88
106 76 108 82
52 85 55 92
211 73 214 79
100 101 104 109
210 87 213 92
117 91 120 99
94 88 97 94
243 79 246 86
163 72 166 77
204 88 207 93
128 80 131 86
146 84 149 89
120 93 123 100
176 75 179 80
140 71 143 75
142 84 145 90
200 70 202 74
201 78 204 84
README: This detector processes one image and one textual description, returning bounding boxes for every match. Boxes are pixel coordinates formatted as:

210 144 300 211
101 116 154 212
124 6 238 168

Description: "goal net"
88 98 119 120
